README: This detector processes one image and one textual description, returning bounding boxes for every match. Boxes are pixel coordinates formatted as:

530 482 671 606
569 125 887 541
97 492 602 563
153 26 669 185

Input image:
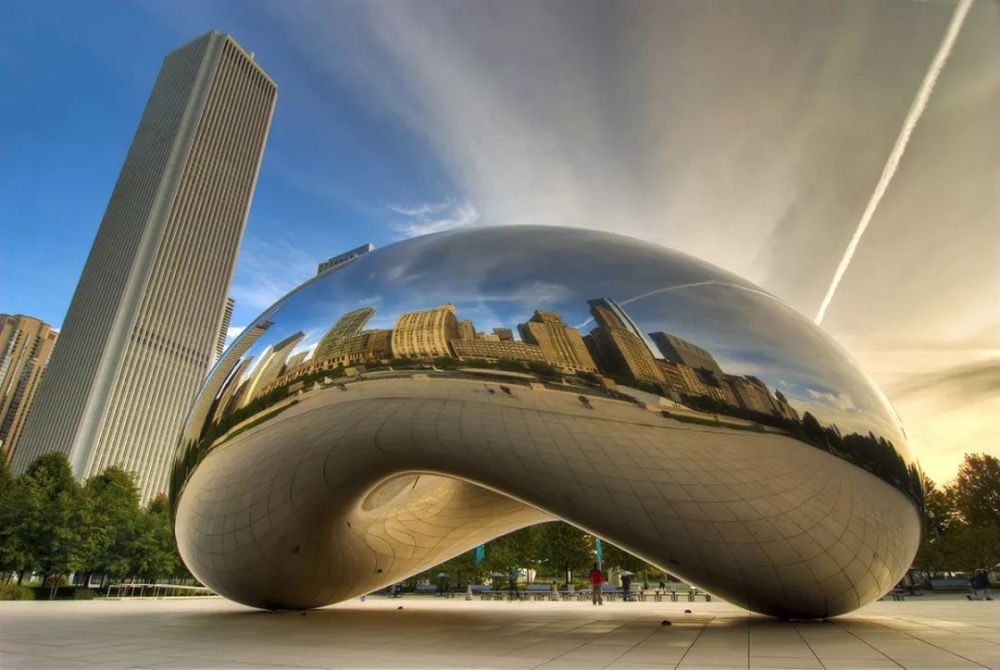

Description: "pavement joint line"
830 621 911 670
668 611 716 670
596 614 666 670
791 621 828 670
746 607 751 670
868 616 992 669
527 611 612 669
887 614 1000 646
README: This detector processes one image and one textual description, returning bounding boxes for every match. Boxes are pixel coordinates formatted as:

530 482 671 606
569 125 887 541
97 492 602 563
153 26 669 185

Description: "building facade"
313 308 374 363
12 32 277 501
457 320 476 341
725 374 780 415
340 329 393 364
586 327 665 385
649 331 724 378
183 320 271 445
214 298 235 365
450 338 546 363
517 311 596 373
391 304 459 359
234 331 304 408
0 315 58 463
317 243 375 275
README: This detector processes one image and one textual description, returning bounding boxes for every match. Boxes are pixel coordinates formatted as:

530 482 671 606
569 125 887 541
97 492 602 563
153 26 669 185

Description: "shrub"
72 587 96 600
0 583 35 600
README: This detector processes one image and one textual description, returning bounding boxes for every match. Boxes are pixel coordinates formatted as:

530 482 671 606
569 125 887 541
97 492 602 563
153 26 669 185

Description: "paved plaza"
1 595 996 669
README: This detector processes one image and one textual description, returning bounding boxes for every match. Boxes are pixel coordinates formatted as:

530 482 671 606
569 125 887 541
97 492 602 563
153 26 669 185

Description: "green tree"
482 526 542 588
81 467 143 585
130 494 181 582
912 475 959 583
0 457 29 582
18 453 88 596
536 522 592 585
951 453 1000 528
947 524 1000 574
913 457 1000 582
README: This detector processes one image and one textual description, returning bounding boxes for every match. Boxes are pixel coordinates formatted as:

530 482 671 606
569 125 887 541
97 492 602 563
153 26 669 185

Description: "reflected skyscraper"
13 31 277 501
183 320 271 444
314 308 374 363
586 300 664 385
517 311 596 373
650 331 724 378
457 320 476 341
587 298 652 351
214 298 235 365
391 304 459 359
236 331 304 407
340 329 392 364
317 243 375 275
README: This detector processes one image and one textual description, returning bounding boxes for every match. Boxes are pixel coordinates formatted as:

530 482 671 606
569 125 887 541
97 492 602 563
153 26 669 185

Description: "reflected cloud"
173 226 924 621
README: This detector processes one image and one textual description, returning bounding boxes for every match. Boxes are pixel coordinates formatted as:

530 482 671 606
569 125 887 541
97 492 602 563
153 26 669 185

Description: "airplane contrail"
814 0 973 325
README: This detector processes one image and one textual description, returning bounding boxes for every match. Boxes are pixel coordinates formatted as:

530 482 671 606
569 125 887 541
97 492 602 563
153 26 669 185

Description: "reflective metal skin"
171 226 922 619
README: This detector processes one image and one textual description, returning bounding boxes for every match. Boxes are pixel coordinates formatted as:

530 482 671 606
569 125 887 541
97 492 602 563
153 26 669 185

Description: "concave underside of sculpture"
171 226 922 619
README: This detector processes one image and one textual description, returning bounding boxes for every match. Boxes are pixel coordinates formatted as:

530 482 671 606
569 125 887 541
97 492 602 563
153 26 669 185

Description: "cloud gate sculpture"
171 226 922 619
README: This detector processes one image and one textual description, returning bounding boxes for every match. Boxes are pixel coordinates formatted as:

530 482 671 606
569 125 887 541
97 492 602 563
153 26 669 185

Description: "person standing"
969 569 994 601
621 573 633 602
589 564 604 606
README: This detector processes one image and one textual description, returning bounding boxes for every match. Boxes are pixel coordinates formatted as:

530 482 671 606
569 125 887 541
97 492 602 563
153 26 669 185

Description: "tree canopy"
0 453 188 589
912 453 1000 581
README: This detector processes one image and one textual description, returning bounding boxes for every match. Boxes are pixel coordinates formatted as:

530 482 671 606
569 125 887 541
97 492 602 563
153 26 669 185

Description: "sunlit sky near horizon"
1 0 997 484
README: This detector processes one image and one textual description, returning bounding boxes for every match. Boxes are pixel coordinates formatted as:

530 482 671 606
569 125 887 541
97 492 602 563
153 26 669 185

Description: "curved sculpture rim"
172 225 922 619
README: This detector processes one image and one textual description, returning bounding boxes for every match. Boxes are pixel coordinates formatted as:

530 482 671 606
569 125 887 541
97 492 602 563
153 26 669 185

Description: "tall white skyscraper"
14 31 277 501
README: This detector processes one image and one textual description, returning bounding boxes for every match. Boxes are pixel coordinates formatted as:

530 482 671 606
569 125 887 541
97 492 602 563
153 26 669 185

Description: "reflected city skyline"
178 227 920 507
171 226 924 619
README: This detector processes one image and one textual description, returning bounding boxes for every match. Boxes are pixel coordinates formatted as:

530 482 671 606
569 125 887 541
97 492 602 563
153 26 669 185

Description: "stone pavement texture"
0 595 996 670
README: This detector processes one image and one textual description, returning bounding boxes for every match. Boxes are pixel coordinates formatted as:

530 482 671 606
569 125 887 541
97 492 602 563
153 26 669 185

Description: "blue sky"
1 0 997 481
1 1 461 329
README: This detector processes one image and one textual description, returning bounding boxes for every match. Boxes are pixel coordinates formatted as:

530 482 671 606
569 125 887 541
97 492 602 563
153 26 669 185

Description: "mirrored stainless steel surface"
171 226 922 618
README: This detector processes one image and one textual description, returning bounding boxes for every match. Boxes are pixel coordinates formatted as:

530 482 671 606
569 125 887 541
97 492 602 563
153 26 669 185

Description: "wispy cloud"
230 235 317 312
807 389 858 413
890 358 1000 404
389 199 479 238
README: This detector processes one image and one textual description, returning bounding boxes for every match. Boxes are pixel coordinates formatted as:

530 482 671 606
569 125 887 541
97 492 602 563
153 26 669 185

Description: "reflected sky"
215 225 914 467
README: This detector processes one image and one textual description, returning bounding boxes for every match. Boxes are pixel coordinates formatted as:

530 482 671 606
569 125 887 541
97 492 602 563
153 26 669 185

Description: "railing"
105 583 216 599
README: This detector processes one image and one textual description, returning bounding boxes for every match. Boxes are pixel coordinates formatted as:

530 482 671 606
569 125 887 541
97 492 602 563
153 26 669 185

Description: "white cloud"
807 389 858 413
229 235 317 312
389 199 480 238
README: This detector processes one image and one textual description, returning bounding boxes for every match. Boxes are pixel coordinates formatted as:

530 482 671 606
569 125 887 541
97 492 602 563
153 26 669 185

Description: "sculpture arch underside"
175 376 920 619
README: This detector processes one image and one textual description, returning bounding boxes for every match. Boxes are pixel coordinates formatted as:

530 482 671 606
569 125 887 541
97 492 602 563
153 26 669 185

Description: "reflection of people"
621 573 633 602
968 569 993 601
589 564 604 606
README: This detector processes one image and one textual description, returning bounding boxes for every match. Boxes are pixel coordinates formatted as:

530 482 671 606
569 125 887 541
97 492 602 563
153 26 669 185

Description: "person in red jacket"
588 564 604 606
